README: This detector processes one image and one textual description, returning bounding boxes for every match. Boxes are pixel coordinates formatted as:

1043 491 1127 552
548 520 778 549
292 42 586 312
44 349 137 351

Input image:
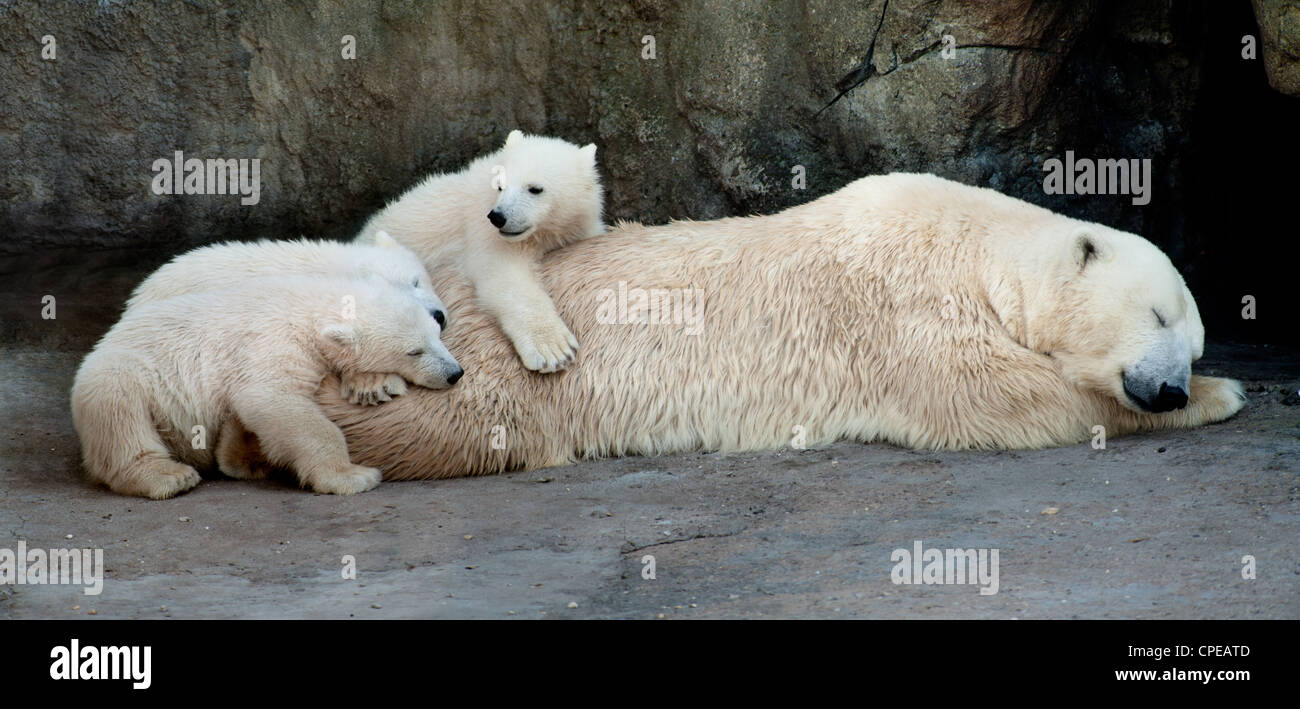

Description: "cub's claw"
515 324 579 373
341 373 409 406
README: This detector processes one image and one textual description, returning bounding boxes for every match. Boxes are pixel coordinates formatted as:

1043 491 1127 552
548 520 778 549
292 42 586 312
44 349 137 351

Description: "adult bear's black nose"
447 367 463 386
1151 383 1189 412
487 210 506 228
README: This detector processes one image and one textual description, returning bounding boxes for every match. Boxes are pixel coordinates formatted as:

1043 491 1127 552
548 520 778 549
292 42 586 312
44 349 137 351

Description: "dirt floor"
2 248 1297 619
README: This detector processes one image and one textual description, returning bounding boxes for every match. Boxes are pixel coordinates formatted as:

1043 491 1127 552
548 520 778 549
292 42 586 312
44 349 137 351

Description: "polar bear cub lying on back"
357 130 605 372
72 275 461 499
129 232 448 405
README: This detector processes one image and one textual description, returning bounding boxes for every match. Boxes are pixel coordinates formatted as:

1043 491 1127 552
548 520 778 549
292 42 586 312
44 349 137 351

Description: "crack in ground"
620 529 743 555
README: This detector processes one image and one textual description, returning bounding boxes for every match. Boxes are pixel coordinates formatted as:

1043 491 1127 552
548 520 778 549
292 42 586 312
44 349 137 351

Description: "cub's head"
1033 226 1204 414
485 129 604 249
318 279 462 390
360 231 448 331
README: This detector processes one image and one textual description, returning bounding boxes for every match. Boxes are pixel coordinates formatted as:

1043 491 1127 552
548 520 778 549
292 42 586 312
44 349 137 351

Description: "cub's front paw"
1190 375 1246 424
122 459 202 500
513 321 579 373
303 464 382 495
341 372 409 406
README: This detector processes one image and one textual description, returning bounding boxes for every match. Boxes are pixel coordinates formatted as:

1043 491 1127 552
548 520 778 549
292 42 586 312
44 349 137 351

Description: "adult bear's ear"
505 129 524 148
580 143 597 162
319 323 358 350
1071 230 1105 272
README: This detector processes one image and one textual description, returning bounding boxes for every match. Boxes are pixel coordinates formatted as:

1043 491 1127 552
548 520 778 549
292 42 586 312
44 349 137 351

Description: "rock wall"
0 1 1292 301
1253 0 1300 95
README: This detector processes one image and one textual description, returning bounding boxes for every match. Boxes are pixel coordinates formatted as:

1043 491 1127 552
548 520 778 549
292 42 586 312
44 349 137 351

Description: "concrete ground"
2 248 1297 619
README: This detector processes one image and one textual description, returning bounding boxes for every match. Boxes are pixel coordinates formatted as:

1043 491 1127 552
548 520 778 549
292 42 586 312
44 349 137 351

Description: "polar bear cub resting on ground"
71 275 462 499
128 232 448 405
356 130 605 372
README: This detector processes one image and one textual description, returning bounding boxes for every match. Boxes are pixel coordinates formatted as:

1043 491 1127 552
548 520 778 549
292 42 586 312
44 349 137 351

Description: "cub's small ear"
580 143 597 161
1072 231 1105 271
505 129 524 148
319 323 358 349
373 230 399 249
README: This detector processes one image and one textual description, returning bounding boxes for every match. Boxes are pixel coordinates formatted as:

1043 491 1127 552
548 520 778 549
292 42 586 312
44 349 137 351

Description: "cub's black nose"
1151 383 1189 412
447 368 463 385
487 210 506 228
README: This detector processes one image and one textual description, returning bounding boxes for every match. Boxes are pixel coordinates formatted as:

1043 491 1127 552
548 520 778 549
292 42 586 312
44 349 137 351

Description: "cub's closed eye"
407 349 425 357
1153 310 1167 328
528 185 543 194
410 277 420 287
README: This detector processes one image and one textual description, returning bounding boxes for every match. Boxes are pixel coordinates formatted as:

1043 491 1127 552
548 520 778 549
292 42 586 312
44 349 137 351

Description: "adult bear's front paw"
1189 375 1246 424
341 372 409 405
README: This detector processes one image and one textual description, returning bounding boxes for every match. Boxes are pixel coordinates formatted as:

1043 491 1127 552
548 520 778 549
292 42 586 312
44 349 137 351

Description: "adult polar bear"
320 172 1245 480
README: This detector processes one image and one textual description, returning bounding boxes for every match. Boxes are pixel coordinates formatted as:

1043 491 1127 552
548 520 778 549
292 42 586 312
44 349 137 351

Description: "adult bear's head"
1011 224 1205 414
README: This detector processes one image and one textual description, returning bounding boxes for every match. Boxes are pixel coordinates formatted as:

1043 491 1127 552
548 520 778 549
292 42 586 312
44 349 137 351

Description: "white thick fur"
356 129 605 372
127 233 450 405
320 173 1246 480
71 275 460 498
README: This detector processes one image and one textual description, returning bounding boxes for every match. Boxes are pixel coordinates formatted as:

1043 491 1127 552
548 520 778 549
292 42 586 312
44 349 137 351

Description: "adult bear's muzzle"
1121 328 1194 413
1123 372 1190 412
